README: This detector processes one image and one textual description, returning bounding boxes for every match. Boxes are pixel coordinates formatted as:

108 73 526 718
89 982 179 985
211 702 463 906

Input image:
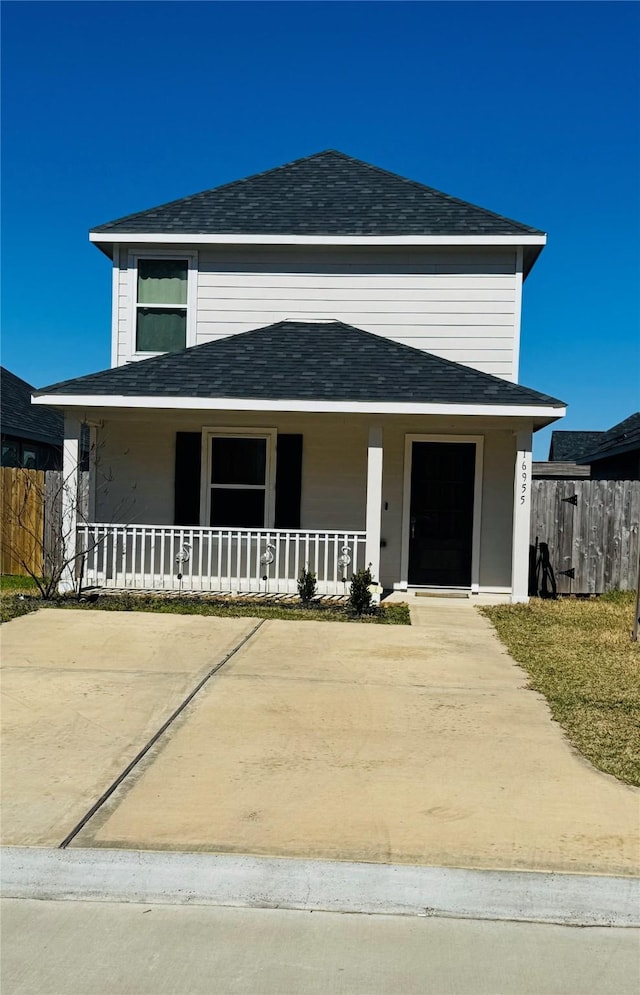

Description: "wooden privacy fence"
3 468 639 595
530 479 640 595
0 468 64 577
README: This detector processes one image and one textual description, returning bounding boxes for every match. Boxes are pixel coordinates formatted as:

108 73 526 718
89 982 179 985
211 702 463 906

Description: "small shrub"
349 565 375 616
297 568 318 606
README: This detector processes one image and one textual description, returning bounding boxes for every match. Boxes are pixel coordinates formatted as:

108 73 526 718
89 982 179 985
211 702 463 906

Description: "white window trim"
399 434 484 593
127 250 197 360
199 427 277 528
110 244 120 368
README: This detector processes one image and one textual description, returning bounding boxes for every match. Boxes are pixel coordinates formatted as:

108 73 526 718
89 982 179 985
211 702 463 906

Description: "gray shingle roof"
1 366 63 445
37 320 564 409
577 413 640 463
549 430 604 461
91 150 544 238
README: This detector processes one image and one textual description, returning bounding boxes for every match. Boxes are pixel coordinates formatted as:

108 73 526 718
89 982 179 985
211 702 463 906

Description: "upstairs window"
136 258 188 353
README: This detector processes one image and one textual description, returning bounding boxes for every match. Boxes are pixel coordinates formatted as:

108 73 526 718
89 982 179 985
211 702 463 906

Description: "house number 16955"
520 460 528 505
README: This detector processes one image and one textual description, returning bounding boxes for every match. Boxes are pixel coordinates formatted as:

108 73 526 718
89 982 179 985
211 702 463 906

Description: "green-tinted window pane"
211 438 266 485
136 308 186 352
138 259 187 305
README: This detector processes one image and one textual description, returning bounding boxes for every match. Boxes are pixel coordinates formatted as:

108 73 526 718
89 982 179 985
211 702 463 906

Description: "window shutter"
274 434 303 529
174 432 201 526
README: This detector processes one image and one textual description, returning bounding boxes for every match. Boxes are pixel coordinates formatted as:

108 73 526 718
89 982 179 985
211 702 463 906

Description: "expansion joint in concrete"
58 620 265 849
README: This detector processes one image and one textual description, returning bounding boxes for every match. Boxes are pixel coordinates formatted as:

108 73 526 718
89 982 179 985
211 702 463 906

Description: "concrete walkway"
1 605 639 875
3 898 639 995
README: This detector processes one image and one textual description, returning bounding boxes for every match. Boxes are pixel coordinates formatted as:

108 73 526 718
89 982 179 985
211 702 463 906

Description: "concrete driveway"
1 605 638 874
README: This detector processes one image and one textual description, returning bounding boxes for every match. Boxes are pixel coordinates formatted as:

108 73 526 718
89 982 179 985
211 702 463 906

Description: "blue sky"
2 1 638 456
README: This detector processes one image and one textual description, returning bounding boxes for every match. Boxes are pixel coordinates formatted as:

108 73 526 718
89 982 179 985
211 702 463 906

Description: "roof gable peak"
91 149 545 242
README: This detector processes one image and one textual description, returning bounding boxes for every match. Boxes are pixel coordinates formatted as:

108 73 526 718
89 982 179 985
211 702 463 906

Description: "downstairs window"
204 431 276 528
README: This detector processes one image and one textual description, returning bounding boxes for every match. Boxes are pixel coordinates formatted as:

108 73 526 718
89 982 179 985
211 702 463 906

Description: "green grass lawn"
0 574 39 593
482 592 640 786
0 575 41 622
0 582 410 626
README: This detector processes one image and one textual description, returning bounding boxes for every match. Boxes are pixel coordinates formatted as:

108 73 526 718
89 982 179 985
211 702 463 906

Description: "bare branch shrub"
1 434 127 599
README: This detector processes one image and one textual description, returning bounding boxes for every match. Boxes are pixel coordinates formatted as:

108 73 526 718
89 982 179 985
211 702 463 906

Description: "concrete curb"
2 847 638 926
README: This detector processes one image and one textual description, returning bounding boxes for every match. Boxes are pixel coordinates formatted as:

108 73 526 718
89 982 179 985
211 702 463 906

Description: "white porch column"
511 428 533 603
59 413 81 593
365 425 383 595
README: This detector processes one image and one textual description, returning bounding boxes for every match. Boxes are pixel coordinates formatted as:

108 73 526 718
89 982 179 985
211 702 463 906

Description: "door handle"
411 516 416 540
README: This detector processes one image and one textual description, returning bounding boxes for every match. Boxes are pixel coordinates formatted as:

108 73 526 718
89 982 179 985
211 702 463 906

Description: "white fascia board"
33 393 565 420
90 232 547 247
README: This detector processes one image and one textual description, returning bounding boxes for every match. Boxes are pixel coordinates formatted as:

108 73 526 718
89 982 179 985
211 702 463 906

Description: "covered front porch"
34 320 565 603
59 409 541 602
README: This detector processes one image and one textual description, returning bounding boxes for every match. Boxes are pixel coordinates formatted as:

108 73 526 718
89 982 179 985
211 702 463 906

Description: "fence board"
530 479 640 595
577 481 592 594
43 471 63 577
557 481 575 593
630 484 640 598
0 468 45 576
594 482 607 594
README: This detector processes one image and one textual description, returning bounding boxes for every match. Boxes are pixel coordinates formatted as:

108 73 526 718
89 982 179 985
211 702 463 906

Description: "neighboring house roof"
91 150 544 239
548 430 604 461
577 412 640 464
1 366 63 446
36 320 565 409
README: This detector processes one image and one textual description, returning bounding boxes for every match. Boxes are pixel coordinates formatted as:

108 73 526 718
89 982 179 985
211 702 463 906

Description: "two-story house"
33 151 565 600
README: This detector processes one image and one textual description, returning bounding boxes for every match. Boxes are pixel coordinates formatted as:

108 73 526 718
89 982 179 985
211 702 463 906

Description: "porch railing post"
365 425 384 599
511 427 533 603
59 413 81 594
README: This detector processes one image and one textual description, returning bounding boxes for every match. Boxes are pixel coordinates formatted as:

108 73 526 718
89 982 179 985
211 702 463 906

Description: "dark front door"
408 441 476 587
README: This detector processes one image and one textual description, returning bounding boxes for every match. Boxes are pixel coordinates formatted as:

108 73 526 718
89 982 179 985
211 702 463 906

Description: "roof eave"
522 243 545 279
33 392 565 427
1 423 62 446
89 232 547 249
577 440 640 464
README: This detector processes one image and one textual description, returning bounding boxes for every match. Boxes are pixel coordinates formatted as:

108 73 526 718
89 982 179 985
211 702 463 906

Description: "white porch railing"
77 524 367 596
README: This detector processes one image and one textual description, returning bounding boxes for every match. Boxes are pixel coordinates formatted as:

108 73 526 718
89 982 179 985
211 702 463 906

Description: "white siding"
114 245 520 379
94 411 517 592
197 247 518 380
117 255 130 363
95 412 367 534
